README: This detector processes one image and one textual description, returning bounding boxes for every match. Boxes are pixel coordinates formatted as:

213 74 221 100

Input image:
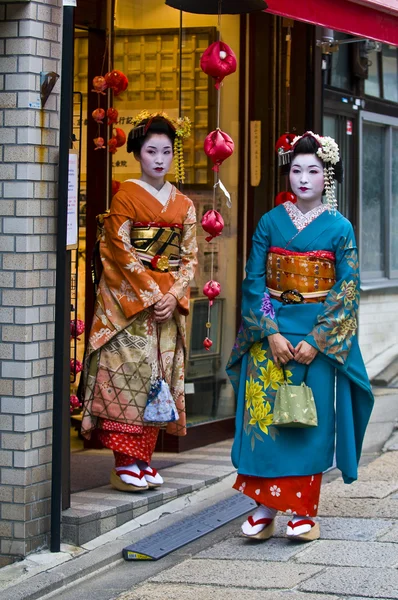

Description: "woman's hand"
294 340 318 365
154 293 177 324
268 333 295 367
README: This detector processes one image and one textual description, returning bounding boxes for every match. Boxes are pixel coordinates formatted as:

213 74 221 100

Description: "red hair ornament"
201 209 224 242
200 41 237 89
104 70 128 96
275 191 297 206
204 129 234 172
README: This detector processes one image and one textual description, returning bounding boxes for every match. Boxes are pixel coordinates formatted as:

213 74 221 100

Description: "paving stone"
150 558 322 588
383 431 398 452
314 517 394 541
318 496 398 518
196 534 308 562
358 451 398 482
377 523 398 542
296 539 398 567
116 584 341 600
299 566 398 598
323 479 398 499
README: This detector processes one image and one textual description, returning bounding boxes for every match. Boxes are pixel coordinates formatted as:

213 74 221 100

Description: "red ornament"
112 180 121 196
108 137 118 154
275 191 297 206
203 280 221 306
92 108 105 124
113 127 126 148
70 394 82 414
275 133 296 154
107 107 119 125
201 209 224 242
104 70 128 96
92 76 107 95
70 319 85 339
203 337 213 351
200 41 237 89
70 358 83 375
204 129 234 172
94 137 105 150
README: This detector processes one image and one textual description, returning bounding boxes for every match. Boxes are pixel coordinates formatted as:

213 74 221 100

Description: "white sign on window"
67 150 79 250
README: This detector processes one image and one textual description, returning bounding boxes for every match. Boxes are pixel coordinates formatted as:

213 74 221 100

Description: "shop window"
360 112 398 282
365 44 398 103
364 50 381 97
329 33 352 91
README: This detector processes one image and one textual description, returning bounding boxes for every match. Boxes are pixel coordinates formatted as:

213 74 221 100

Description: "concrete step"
62 441 235 546
372 355 398 387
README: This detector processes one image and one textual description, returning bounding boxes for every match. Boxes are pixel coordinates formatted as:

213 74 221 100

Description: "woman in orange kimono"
81 112 197 492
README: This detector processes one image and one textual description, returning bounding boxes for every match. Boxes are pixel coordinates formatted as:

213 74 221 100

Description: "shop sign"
250 120 261 187
67 150 79 250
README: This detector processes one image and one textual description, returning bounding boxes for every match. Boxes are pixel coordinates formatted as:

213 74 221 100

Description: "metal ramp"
123 493 256 561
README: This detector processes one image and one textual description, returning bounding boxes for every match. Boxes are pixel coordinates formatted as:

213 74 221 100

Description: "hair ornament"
276 130 340 214
130 110 191 183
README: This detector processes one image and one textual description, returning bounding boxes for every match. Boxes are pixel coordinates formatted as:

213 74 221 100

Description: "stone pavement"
116 448 398 600
1 387 398 600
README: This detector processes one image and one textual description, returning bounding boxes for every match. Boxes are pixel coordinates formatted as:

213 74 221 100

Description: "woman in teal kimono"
227 132 373 541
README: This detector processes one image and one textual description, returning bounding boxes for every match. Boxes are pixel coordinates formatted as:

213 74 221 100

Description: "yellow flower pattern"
249 399 273 435
250 342 267 366
245 375 265 409
259 360 292 391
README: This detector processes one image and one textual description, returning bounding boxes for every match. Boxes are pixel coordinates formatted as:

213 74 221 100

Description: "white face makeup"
136 133 174 188
289 153 324 206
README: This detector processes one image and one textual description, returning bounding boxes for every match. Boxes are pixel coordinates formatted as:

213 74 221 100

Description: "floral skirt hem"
233 473 322 517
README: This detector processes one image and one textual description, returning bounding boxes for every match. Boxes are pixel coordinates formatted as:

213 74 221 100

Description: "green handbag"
272 365 318 428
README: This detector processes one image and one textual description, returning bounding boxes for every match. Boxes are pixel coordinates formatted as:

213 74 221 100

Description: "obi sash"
267 246 336 303
130 222 182 272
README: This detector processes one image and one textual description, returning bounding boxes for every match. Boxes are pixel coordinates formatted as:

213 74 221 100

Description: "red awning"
265 0 398 46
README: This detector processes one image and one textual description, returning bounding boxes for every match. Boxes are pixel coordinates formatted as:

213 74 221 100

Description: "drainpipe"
51 2 75 553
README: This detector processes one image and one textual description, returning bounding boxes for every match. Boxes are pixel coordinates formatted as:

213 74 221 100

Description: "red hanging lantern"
104 70 128 96
107 107 119 125
201 209 224 242
92 76 107 95
200 41 237 89
203 280 221 306
204 128 234 172
275 191 297 206
94 137 105 150
92 108 105 124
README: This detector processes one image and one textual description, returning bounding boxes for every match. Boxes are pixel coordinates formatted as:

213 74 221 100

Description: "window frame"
359 110 398 287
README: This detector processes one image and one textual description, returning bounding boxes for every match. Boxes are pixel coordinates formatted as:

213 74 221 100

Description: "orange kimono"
81 181 197 465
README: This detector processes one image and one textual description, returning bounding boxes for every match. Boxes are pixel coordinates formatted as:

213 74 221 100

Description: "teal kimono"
227 204 374 485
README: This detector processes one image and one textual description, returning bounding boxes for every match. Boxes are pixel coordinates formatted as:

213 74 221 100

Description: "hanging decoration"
204 128 234 172
201 209 224 242
70 318 85 340
200 40 237 89
107 107 119 125
104 69 129 96
94 137 106 150
92 75 107 95
92 108 105 124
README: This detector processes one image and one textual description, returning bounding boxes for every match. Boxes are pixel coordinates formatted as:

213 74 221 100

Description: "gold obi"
130 223 182 272
267 247 336 304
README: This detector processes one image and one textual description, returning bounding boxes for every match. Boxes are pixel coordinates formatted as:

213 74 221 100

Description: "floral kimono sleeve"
305 223 359 365
168 200 198 310
241 214 279 340
102 191 163 318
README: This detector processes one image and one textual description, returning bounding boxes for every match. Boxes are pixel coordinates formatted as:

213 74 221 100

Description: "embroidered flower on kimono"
139 281 162 307
270 485 281 497
259 360 291 391
249 399 273 435
106 309 112 317
125 260 145 274
260 292 275 319
100 314 108 325
250 342 267 366
330 313 357 343
245 375 265 409
117 280 138 303
337 280 358 307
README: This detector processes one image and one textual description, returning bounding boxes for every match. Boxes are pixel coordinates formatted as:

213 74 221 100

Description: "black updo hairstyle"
289 134 343 183
127 116 176 156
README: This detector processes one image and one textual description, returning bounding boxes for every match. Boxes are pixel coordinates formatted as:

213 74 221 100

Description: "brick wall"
0 0 62 566
359 291 398 365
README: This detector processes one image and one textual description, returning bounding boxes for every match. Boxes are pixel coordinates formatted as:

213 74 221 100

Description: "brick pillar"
0 0 62 566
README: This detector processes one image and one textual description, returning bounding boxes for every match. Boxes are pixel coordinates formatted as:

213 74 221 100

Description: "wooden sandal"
110 468 148 492
286 519 320 541
242 516 275 540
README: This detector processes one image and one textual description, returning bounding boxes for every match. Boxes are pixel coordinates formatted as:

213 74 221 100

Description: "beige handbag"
272 366 318 428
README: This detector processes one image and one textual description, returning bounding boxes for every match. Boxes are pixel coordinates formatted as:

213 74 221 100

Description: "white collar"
125 179 172 206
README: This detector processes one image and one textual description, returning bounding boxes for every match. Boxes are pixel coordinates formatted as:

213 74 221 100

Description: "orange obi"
267 247 336 304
